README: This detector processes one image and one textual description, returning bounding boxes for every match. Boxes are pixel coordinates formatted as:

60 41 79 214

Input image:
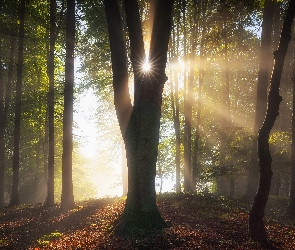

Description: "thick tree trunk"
10 0 25 207
61 0 75 211
45 0 56 207
245 0 275 201
249 0 295 242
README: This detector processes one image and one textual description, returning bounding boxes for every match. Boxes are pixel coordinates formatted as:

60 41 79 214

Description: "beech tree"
245 0 275 201
61 0 75 211
45 0 57 207
104 0 174 233
10 0 25 206
249 0 295 243
288 32 295 215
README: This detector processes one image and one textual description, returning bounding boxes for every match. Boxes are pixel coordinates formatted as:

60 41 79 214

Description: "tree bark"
288 31 295 215
105 0 174 234
61 0 75 211
104 0 132 137
183 0 192 192
170 4 181 193
45 0 56 207
249 0 295 242
0 36 16 207
10 0 25 207
193 0 207 192
245 0 275 201
123 0 145 105
0 37 3 207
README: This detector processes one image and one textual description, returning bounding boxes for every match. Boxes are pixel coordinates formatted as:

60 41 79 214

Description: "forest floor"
0 193 295 249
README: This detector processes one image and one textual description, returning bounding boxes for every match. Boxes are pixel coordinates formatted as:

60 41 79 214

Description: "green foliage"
37 232 63 245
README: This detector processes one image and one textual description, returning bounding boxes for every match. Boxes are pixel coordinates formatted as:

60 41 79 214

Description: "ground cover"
0 193 294 249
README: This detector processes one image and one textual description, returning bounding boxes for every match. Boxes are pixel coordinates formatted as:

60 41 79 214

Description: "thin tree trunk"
45 0 56 207
245 0 275 201
218 11 231 196
10 0 25 206
61 0 75 211
288 36 295 215
183 0 192 193
0 37 16 206
122 141 128 196
171 4 181 193
193 0 207 192
249 0 295 243
0 38 4 207
0 0 4 208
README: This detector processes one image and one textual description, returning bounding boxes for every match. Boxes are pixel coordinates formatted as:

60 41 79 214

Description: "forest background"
0 0 294 208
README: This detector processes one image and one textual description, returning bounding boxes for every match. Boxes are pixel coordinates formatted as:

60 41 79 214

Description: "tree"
249 0 295 243
104 0 174 234
60 0 75 211
170 1 181 193
9 0 25 207
0 2 4 207
44 0 57 207
245 0 275 201
288 32 295 215
193 0 207 192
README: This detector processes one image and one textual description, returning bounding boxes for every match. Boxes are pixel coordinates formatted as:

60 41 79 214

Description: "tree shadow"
0 198 117 249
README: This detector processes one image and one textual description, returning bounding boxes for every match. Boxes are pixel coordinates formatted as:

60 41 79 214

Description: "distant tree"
192 0 205 193
249 0 295 243
104 0 174 234
9 0 25 207
60 0 75 211
170 1 181 193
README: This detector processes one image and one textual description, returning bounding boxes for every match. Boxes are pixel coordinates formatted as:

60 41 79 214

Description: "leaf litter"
0 194 294 249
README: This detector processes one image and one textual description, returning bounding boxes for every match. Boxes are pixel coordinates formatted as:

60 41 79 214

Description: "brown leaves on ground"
0 194 295 249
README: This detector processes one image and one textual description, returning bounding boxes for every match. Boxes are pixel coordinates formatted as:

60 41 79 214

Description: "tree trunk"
0 38 4 207
249 0 295 242
245 0 275 201
288 35 295 215
183 1 192 192
105 0 174 234
61 0 75 211
45 0 56 207
193 0 207 192
170 5 181 193
0 0 4 209
10 0 25 207
104 0 132 137
0 37 16 207
122 141 128 196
